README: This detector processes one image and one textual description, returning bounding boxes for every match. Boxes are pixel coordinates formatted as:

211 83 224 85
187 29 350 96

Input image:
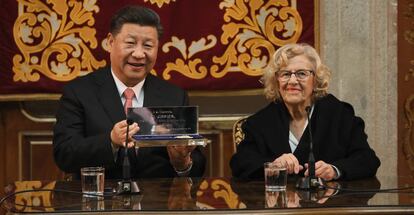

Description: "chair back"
232 116 248 152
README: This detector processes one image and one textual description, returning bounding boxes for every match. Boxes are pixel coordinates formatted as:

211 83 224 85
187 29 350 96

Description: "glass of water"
264 162 287 191
81 167 105 197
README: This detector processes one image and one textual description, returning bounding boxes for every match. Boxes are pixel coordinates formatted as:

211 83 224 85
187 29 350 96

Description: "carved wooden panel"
20 132 64 180
199 131 234 177
398 0 414 204
0 102 56 200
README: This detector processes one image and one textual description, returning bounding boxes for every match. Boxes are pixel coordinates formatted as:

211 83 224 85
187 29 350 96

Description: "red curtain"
0 0 315 99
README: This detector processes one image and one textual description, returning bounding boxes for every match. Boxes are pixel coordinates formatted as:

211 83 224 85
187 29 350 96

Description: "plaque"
128 106 207 147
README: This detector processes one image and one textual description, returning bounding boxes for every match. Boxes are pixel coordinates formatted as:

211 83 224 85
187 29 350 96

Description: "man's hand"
167 145 195 170
110 120 140 148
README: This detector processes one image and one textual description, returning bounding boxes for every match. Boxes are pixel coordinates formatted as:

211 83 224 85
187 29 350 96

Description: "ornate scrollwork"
403 94 414 173
162 35 217 80
233 116 247 149
144 0 176 8
405 60 414 81
401 1 414 176
405 29 414 44
211 0 302 78
161 0 303 80
12 0 304 85
404 2 414 19
13 0 106 82
13 181 56 212
403 2 414 81
197 179 246 209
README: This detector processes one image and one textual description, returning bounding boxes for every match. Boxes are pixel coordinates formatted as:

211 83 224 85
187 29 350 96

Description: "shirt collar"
110 69 145 98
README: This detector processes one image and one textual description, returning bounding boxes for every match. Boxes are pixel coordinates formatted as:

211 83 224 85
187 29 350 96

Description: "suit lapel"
95 68 125 124
143 74 163 106
93 72 166 122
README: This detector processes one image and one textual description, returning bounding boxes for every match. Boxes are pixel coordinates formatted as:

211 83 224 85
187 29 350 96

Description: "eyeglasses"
277 69 314 82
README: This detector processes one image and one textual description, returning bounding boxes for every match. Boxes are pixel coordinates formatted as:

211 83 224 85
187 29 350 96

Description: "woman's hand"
273 153 304 174
304 160 337 181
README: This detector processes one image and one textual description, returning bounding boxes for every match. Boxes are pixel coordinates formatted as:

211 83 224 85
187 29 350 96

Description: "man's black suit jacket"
230 94 380 180
53 67 205 179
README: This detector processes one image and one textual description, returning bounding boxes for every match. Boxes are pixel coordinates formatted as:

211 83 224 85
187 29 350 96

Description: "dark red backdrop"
0 0 315 99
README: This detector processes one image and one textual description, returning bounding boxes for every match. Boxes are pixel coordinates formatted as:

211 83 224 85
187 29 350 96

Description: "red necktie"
124 88 135 114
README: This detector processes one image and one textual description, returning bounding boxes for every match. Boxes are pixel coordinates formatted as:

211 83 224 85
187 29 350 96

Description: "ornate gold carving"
232 116 247 151
405 60 414 81
161 0 303 80
13 181 56 212
404 2 414 19
403 94 414 173
144 0 176 8
404 1 414 44
405 29 414 44
403 2 414 81
13 0 106 82
197 179 246 209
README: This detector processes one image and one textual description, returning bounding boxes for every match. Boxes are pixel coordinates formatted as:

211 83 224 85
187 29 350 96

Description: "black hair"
110 5 163 39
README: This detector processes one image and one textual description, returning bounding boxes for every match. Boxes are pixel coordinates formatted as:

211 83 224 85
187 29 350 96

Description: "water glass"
264 162 287 191
81 167 105 196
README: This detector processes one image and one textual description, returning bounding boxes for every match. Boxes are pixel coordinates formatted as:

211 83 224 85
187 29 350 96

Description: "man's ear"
107 33 114 52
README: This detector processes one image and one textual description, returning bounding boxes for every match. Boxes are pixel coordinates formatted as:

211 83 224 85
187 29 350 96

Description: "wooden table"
2 176 414 214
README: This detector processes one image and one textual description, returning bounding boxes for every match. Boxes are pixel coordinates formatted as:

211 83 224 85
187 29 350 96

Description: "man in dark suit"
53 5 205 179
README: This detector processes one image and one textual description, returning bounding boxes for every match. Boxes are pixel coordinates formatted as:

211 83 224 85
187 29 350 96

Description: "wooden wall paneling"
199 133 218 177
30 141 63 180
0 104 6 201
20 132 64 180
398 0 414 203
4 103 20 184
2 102 56 182
221 131 234 177
199 118 240 177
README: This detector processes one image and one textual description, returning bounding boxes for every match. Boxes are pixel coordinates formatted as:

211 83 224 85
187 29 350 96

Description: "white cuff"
174 160 193 177
331 164 341 180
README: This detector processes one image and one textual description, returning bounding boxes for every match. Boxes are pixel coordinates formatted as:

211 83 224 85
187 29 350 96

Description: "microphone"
122 119 133 180
296 106 320 190
126 118 134 126
117 117 140 195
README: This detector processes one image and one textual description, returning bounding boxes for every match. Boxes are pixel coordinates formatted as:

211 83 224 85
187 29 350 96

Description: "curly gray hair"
261 43 331 102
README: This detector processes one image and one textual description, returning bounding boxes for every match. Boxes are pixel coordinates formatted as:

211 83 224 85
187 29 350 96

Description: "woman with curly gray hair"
231 43 380 181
